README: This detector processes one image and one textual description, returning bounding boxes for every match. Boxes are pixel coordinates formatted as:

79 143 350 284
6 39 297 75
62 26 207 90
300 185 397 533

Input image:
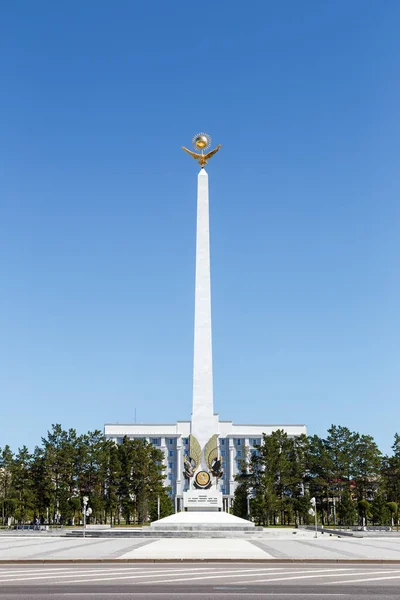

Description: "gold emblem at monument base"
182 132 221 169
195 470 211 489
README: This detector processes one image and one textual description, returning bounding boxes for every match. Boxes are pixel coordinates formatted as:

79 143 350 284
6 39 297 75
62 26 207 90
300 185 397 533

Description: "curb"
0 559 400 564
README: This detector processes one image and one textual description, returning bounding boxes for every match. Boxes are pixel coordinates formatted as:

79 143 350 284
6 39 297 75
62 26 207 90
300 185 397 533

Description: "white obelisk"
191 169 215 450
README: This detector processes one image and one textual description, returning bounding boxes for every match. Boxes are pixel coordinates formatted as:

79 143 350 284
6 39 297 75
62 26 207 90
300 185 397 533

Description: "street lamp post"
129 494 136 524
311 497 317 538
82 496 92 538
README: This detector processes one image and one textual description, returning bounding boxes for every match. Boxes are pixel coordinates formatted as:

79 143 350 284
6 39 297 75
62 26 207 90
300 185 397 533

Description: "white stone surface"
191 169 216 452
120 538 268 559
150 509 253 528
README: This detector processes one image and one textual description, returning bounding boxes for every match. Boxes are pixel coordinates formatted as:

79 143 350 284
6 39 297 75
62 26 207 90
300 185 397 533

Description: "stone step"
66 528 262 539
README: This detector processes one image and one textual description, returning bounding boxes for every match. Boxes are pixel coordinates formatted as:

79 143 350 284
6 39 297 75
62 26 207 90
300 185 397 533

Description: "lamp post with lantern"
310 497 317 538
82 496 92 538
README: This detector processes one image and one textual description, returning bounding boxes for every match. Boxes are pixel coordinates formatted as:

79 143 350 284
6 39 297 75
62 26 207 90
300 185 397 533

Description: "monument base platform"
150 510 256 531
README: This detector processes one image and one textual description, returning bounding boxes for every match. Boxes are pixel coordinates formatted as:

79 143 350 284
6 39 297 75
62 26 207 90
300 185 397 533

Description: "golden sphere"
195 135 208 149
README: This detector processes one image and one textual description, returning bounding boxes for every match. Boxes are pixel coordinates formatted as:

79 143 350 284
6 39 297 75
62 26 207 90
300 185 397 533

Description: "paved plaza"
0 529 400 561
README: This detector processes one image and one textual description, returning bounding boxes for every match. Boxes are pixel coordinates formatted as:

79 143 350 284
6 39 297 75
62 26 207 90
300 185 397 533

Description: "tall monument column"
191 168 214 450
182 133 223 502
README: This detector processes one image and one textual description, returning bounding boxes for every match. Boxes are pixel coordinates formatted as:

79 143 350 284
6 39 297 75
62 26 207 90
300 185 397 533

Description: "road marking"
57 567 291 584
0 566 222 583
237 569 400 584
0 566 277 584
1 565 398 587
128 567 368 585
0 568 77 575
47 592 350 597
329 574 400 584
51 593 349 597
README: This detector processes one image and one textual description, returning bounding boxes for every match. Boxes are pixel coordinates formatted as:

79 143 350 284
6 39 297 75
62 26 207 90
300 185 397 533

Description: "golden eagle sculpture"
182 132 221 168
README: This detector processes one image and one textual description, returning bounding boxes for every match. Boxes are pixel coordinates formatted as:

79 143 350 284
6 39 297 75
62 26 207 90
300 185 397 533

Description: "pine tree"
371 494 390 525
0 446 14 525
12 446 34 524
337 490 357 526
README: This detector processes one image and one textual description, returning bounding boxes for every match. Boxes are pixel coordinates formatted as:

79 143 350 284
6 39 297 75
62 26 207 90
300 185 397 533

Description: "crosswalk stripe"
329 574 400 584
54 567 291 585
237 569 400 584
0 566 272 583
0 567 213 583
67 567 367 585
140 568 365 584
0 568 82 576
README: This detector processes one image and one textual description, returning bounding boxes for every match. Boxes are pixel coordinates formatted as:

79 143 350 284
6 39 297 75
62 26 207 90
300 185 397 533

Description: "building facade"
104 420 307 511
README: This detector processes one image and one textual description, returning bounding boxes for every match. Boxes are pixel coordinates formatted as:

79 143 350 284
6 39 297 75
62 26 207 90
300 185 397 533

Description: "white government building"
104 135 306 512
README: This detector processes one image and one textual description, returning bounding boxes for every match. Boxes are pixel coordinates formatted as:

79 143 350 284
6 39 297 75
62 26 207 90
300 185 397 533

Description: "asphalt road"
0 563 399 599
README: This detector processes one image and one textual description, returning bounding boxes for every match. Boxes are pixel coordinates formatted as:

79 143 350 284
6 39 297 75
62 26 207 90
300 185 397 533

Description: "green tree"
233 451 251 520
371 494 389 525
387 502 398 528
149 491 174 522
30 446 51 523
352 434 381 500
0 446 14 525
12 446 34 524
103 440 121 525
41 425 79 524
325 425 356 492
243 430 307 526
307 435 334 525
357 499 371 526
337 490 357 526
77 430 107 523
118 437 167 524
381 434 400 503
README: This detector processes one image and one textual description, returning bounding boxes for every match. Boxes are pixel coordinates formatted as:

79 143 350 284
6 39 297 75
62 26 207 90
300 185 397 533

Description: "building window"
221 450 226 457
237 439 241 445
169 450 174 457
169 462 173 469
253 438 261 446
169 438 174 445
168 474 173 480
237 450 242 457
183 438 188 445
220 439 225 445
151 438 160 446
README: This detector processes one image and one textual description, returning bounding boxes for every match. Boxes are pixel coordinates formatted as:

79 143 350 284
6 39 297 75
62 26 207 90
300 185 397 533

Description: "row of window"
232 438 261 446
147 437 262 447
151 438 177 446
115 437 261 445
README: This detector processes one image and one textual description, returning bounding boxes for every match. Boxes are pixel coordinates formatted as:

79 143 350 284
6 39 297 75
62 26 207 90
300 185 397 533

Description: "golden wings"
182 144 222 168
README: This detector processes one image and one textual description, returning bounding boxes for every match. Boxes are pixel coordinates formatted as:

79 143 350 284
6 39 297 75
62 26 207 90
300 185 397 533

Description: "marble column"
176 441 182 497
229 438 235 496
160 437 168 472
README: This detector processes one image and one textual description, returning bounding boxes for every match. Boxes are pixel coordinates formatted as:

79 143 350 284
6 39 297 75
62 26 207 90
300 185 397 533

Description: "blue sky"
1 1 399 455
